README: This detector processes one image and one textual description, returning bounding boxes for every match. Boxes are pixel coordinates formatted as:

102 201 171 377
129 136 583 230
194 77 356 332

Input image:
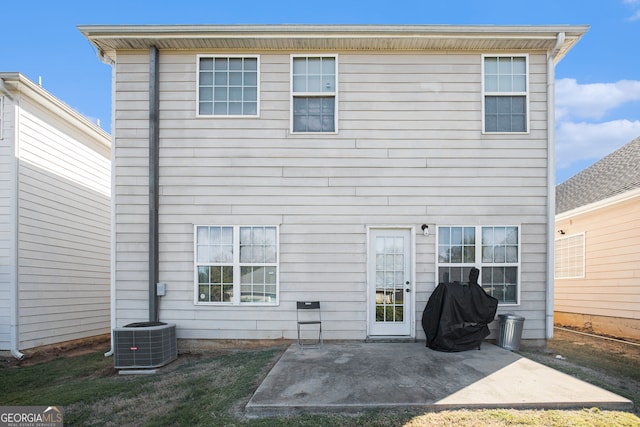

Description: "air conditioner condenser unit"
114 322 177 369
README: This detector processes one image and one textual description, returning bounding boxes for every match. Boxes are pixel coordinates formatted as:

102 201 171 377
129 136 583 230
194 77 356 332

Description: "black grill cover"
422 268 498 352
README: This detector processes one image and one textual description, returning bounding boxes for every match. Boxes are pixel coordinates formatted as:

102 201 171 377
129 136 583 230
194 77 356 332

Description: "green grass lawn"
1 339 639 426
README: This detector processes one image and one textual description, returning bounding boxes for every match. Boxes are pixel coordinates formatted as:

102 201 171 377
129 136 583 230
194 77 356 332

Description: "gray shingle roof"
556 136 640 214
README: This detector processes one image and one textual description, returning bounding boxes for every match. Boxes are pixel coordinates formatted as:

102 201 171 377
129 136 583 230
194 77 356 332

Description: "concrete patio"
245 341 632 417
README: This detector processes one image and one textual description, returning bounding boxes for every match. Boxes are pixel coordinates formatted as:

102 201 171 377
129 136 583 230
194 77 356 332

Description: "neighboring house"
555 136 640 341
0 73 111 358
80 24 586 348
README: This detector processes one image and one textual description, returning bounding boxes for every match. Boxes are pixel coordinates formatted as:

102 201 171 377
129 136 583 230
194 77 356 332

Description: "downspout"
149 46 160 323
546 32 565 340
96 52 117 358
1 80 24 360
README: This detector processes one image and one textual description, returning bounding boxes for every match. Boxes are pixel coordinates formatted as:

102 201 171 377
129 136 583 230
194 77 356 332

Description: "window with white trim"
483 55 528 133
195 225 278 304
555 233 585 279
437 226 520 304
197 56 259 116
291 55 336 133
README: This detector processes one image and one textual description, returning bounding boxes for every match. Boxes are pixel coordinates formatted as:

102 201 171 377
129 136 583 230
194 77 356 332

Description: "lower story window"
437 225 520 304
555 233 585 279
195 225 278 305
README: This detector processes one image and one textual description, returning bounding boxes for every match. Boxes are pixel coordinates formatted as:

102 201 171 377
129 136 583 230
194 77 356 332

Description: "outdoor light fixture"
421 224 429 236
558 229 566 235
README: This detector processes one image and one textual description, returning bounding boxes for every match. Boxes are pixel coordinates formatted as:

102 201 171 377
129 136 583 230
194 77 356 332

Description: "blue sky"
1 0 639 184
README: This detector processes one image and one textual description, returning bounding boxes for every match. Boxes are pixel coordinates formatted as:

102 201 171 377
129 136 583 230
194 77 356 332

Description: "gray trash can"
497 313 525 351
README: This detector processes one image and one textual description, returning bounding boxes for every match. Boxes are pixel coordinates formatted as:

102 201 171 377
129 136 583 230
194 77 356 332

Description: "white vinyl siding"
15 94 111 349
112 51 550 341
554 233 585 279
112 54 151 327
0 76 111 351
0 96 4 140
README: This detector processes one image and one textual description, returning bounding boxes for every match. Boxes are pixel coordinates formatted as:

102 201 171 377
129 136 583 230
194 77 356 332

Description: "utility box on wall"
113 322 177 369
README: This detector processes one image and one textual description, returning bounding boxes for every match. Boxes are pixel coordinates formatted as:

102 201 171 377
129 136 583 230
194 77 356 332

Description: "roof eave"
78 24 589 62
0 72 111 147
556 187 640 220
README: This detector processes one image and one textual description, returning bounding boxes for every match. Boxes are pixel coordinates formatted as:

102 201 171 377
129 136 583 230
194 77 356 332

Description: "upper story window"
437 226 520 304
555 233 585 279
197 56 259 117
291 55 337 133
483 55 528 133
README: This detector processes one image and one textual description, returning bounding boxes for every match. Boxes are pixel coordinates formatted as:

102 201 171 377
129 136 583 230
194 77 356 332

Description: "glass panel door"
368 228 412 336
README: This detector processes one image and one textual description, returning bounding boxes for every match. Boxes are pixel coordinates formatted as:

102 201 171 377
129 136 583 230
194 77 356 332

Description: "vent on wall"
114 322 177 369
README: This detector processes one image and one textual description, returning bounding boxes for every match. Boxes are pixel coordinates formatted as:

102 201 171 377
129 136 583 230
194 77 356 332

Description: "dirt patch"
0 334 111 368
550 326 640 366
521 326 640 416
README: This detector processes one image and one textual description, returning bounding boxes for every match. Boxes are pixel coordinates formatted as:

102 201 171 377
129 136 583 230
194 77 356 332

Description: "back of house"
0 73 111 356
80 24 587 348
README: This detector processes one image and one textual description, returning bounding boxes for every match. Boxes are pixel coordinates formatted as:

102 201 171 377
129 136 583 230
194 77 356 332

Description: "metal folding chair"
296 301 322 348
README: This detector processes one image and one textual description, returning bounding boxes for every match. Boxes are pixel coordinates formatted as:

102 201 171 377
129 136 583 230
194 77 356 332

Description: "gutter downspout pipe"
546 32 565 340
1 79 24 360
97 52 117 358
149 46 160 323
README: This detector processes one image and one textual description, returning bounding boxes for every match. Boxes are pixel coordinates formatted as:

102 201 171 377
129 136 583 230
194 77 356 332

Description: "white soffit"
78 24 589 62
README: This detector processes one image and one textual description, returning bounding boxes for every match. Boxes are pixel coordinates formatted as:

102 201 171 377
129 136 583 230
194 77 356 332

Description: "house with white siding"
80 24 587 349
555 136 640 341
0 73 111 358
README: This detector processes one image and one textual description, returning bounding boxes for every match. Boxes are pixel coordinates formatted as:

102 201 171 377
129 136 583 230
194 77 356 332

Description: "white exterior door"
368 228 413 337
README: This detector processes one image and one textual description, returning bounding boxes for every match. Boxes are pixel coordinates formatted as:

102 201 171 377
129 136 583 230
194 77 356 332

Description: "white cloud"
551 3 640 176
555 78 640 120
555 119 640 169
624 0 640 20
555 78 640 173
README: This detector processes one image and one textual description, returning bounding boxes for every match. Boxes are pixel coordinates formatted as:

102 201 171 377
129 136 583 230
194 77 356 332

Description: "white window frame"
290 54 338 134
196 55 260 118
555 232 586 279
194 225 279 306
436 225 521 305
481 54 529 134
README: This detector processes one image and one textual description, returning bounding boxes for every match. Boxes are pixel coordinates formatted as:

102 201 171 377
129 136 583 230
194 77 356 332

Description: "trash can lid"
498 313 525 320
